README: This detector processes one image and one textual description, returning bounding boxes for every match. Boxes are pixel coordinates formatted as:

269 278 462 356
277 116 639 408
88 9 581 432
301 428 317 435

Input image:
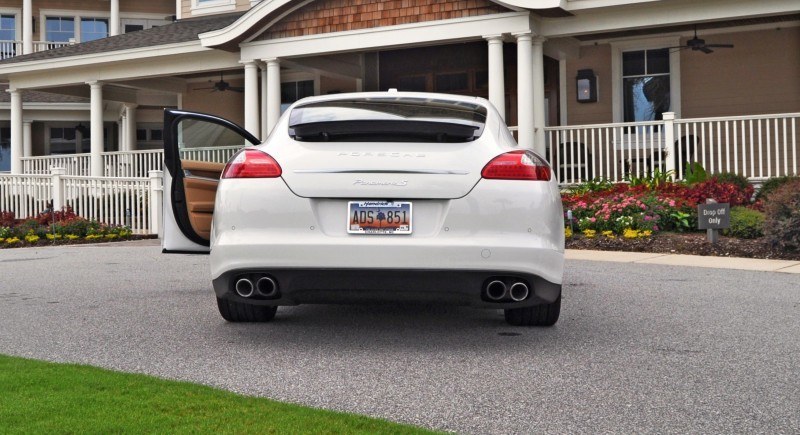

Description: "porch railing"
0 168 163 235
20 145 243 178
0 40 74 59
0 40 21 60
543 112 799 185
22 154 92 176
33 40 72 52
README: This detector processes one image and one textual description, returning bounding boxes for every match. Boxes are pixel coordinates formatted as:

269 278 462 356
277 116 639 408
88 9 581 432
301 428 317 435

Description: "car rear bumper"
212 267 561 308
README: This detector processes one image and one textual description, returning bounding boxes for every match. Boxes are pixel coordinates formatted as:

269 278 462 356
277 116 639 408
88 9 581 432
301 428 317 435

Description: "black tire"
504 296 561 326
216 297 277 322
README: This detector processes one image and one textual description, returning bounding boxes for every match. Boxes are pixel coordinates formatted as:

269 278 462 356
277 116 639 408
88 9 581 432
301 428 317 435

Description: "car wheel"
216 297 278 322
504 296 561 326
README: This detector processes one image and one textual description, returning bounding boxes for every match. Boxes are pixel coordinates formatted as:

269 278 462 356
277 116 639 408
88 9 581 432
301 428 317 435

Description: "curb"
565 249 800 274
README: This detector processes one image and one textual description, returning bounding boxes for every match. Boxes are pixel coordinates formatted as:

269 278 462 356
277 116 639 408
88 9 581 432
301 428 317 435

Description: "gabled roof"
200 0 528 49
0 13 244 66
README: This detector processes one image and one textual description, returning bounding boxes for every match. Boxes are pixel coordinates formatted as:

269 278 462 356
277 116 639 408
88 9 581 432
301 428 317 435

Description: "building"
0 0 798 183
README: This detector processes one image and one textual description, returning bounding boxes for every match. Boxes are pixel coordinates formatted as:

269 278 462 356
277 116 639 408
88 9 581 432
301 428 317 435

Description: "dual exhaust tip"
485 279 530 302
235 276 279 299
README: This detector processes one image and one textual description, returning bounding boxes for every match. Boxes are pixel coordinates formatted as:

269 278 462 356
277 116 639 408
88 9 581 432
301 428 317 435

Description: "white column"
22 0 32 54
265 58 281 135
9 89 22 174
515 33 534 150
260 64 268 139
23 121 32 158
109 0 120 36
243 60 260 138
484 34 505 121
88 81 104 177
126 104 138 151
119 114 127 152
532 36 547 156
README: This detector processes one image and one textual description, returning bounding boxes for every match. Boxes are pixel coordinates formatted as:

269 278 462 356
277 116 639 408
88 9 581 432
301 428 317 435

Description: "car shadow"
210 301 574 354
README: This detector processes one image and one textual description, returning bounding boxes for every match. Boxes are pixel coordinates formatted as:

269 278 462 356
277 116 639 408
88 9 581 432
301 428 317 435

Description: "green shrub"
755 175 800 202
712 172 751 192
763 179 800 251
684 162 707 185
566 178 615 195
724 206 764 239
13 219 47 238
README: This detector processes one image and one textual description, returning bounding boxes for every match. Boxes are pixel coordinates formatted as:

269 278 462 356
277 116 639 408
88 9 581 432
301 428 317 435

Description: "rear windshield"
288 97 487 143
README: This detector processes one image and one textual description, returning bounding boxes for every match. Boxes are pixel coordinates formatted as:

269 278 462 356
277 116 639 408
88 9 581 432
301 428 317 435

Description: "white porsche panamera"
162 91 564 326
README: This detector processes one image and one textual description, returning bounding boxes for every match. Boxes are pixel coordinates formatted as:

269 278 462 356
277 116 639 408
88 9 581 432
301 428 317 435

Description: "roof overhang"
0 44 241 90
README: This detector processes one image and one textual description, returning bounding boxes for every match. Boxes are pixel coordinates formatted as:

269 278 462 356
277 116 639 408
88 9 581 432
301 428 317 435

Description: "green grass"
0 354 437 434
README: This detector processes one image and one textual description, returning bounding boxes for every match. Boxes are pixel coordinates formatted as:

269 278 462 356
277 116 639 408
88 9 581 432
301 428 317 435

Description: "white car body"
163 91 564 325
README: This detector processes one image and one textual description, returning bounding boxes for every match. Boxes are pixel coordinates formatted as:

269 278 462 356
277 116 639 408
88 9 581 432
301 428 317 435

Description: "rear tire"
216 297 277 322
504 296 560 326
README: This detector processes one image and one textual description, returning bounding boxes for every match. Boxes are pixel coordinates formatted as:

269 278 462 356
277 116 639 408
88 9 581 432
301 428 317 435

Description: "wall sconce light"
576 69 597 103
31 17 35 34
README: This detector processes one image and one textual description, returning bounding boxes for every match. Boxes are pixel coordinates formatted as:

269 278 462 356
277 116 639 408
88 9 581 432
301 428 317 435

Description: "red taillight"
222 149 282 179
481 150 551 181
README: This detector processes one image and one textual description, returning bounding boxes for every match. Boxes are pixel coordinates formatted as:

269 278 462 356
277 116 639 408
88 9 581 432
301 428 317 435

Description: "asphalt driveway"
1 241 798 433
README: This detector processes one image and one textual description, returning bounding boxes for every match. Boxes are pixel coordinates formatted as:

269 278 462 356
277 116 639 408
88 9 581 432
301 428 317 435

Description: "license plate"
347 201 412 234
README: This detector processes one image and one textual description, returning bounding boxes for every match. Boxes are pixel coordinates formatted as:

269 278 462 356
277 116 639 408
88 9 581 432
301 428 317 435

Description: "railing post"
663 112 676 176
50 167 66 210
149 170 163 237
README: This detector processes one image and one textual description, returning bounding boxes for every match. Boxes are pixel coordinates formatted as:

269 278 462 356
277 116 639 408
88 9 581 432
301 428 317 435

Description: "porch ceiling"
539 0 800 38
573 13 800 41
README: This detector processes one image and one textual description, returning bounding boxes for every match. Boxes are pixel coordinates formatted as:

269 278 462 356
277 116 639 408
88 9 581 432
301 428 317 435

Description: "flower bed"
0 206 136 249
562 171 799 256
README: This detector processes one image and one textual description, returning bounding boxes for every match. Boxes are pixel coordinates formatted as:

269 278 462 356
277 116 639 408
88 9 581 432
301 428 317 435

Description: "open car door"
162 109 260 253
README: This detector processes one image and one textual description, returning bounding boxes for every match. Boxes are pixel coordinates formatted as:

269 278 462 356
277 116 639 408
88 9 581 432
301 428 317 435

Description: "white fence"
0 173 53 219
0 168 162 235
20 146 242 178
543 112 799 185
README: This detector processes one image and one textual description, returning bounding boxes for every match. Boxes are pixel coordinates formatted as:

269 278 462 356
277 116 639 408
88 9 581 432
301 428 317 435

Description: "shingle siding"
256 0 510 40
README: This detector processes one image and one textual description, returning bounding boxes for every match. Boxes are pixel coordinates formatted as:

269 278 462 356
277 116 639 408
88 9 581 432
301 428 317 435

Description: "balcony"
0 40 75 60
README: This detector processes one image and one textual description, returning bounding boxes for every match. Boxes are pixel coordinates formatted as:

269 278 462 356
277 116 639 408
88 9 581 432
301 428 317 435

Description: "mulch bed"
0 235 157 249
566 232 800 261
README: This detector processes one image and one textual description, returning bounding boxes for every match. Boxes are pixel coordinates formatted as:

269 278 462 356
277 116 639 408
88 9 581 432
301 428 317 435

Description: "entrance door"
161 109 259 253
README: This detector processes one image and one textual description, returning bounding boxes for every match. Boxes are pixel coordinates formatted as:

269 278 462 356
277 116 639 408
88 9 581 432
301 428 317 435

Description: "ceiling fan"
669 26 734 54
197 73 244 93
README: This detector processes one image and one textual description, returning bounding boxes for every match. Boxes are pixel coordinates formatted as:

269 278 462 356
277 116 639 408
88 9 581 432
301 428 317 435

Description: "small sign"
697 203 730 229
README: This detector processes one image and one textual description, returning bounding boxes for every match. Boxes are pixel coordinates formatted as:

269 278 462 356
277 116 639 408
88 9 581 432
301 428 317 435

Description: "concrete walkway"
566 249 800 274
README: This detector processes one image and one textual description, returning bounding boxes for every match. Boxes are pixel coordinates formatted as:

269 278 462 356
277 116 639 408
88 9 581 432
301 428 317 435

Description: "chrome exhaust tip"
509 282 530 302
256 276 278 298
486 280 508 301
234 278 254 298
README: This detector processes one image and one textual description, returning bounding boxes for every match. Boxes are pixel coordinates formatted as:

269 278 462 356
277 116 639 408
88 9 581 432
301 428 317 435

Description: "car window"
288 97 487 143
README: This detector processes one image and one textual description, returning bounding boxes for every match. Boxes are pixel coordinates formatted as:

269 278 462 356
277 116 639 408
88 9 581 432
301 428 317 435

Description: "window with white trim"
0 14 16 41
45 16 74 43
80 18 108 42
621 48 670 123
191 0 236 15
